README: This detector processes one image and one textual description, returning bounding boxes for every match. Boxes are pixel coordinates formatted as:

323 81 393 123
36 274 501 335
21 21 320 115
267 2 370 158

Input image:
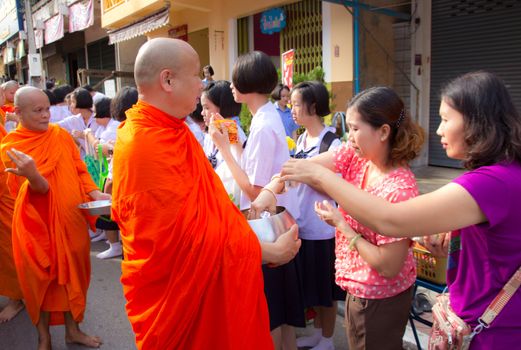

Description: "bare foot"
37 337 52 350
65 329 102 348
0 299 24 323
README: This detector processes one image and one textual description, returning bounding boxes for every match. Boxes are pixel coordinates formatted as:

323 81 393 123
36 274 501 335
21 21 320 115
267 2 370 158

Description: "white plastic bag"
215 147 241 208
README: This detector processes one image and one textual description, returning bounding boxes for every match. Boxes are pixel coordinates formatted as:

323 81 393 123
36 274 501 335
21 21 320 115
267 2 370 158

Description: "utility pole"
23 0 43 87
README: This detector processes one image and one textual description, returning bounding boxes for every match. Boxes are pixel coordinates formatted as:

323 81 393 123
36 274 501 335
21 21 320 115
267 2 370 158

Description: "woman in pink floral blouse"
252 86 425 350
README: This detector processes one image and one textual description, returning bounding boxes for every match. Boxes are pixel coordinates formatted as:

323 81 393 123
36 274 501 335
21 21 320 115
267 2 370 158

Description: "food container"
244 206 296 243
413 245 447 285
78 200 112 216
212 119 238 144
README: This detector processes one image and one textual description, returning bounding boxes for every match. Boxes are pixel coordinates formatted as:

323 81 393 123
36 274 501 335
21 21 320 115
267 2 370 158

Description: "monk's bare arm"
259 224 300 265
5 148 49 194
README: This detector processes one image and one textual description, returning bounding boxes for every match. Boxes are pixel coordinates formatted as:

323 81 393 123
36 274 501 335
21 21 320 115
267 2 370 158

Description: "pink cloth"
333 143 417 299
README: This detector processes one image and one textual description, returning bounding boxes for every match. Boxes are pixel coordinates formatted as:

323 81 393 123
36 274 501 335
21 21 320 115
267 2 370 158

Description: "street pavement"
0 241 136 350
0 166 462 350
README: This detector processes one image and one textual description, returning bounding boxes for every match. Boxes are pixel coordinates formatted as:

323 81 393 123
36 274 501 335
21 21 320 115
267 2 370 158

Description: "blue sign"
260 8 286 35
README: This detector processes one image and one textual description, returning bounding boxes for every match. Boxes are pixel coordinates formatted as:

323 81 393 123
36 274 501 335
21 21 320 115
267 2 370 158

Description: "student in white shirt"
58 88 98 160
211 51 304 350
50 84 73 123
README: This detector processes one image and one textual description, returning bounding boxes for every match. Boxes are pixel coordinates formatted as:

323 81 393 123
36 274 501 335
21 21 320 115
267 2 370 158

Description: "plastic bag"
215 147 241 208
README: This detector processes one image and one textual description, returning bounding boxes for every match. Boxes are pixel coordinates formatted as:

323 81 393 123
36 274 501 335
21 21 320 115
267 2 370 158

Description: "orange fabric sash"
0 124 98 325
0 123 22 300
112 101 272 350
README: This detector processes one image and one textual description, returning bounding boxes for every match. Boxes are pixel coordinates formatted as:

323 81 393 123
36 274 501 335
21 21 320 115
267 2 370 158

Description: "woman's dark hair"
94 97 112 119
203 65 214 76
202 80 242 118
52 84 73 103
72 88 93 109
348 86 425 166
271 83 290 101
190 102 204 124
111 86 138 122
441 71 521 169
232 51 278 94
291 81 331 117
43 89 57 105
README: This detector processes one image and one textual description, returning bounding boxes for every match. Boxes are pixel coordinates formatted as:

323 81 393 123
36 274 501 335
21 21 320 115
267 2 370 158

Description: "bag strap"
479 266 521 327
319 131 339 154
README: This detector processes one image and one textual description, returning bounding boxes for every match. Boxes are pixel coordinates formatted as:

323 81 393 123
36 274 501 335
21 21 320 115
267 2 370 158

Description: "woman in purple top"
258 71 521 349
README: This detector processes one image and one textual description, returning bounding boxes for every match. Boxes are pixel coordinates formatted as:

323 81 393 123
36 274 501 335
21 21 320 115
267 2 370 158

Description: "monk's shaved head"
2 80 19 103
15 86 48 108
13 86 50 132
2 80 19 91
134 38 198 88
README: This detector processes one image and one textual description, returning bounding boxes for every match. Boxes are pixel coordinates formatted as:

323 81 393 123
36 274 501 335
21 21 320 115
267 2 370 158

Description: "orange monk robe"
1 103 15 115
112 101 272 350
0 124 22 300
0 124 98 326
0 109 5 126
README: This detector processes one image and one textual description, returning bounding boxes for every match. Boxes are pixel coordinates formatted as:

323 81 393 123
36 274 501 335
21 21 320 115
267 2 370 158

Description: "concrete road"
0 241 351 350
0 241 135 350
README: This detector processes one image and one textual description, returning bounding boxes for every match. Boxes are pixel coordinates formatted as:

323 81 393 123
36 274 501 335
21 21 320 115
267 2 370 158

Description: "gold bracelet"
349 234 362 251
260 187 278 201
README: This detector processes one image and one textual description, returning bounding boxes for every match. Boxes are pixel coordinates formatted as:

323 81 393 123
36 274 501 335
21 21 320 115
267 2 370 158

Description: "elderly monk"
112 38 300 350
0 86 18 126
0 89 24 322
1 86 109 350
1 80 19 111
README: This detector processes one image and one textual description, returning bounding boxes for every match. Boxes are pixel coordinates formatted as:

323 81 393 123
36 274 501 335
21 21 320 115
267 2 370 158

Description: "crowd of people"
0 37 520 350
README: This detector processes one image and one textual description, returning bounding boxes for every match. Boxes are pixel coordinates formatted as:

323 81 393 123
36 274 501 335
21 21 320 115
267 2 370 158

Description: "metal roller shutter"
429 0 521 167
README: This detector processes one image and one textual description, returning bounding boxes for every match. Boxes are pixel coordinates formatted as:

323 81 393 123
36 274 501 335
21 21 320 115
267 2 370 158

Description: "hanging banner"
282 49 295 88
44 14 64 45
34 29 43 49
69 0 94 33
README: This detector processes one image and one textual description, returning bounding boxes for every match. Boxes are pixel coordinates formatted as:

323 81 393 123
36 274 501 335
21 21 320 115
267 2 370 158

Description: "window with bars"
237 16 249 56
280 0 322 75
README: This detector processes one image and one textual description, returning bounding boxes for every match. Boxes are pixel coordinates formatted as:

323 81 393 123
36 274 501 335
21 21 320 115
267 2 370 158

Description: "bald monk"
111 38 300 349
0 87 24 322
0 86 18 126
0 87 110 350
1 80 19 112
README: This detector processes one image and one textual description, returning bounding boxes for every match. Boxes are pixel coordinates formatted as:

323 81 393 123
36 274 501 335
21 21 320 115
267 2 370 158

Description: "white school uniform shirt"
95 118 120 144
295 127 341 240
203 124 247 170
49 105 71 123
240 102 300 220
185 116 204 148
58 113 99 159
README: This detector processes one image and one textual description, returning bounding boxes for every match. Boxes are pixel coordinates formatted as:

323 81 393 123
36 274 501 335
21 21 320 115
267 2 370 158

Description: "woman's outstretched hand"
281 158 326 191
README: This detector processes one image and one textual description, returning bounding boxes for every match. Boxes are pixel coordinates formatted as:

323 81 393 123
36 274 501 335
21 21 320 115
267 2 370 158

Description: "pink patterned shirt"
333 144 417 299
